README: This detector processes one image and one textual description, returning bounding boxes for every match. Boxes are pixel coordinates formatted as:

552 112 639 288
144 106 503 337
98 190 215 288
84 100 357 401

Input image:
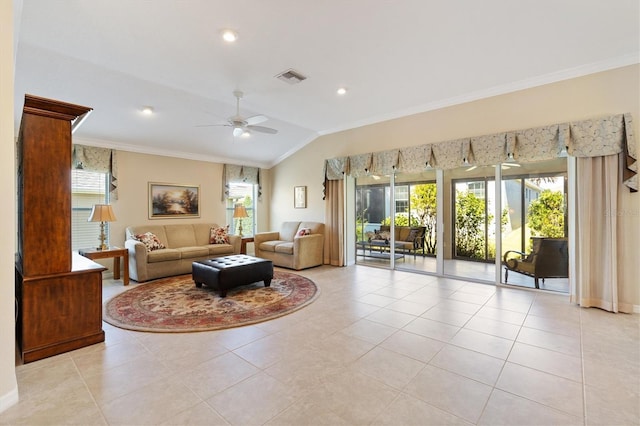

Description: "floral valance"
222 164 262 201
324 113 637 192
72 144 118 199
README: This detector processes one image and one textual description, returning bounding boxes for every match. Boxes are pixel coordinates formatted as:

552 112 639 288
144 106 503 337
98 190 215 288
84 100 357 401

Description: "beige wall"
101 150 270 253
0 0 18 413
270 64 640 308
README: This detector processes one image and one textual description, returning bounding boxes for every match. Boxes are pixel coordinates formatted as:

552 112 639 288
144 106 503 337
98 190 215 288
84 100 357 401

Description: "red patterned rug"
103 271 319 332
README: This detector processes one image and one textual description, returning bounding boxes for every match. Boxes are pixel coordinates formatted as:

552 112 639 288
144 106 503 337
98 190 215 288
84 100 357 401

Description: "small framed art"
294 185 307 209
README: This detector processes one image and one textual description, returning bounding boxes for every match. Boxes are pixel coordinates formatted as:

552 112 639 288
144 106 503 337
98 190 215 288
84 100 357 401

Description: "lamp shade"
88 204 117 222
232 204 248 219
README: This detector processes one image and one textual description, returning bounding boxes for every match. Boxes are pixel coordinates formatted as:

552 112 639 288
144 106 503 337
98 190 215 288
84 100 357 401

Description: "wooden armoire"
15 94 106 363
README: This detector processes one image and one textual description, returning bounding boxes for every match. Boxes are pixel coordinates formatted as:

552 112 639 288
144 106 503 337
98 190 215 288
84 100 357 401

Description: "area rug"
103 271 319 332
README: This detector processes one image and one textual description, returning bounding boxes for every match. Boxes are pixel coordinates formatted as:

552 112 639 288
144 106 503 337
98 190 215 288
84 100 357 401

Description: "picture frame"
294 185 307 209
148 182 200 219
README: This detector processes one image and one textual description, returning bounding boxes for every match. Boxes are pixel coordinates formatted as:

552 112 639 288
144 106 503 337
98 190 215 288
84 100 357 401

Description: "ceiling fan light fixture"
141 106 154 115
240 129 251 138
337 87 347 95
221 29 238 43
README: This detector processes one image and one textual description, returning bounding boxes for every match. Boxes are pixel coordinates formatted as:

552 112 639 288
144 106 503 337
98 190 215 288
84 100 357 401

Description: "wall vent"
275 68 307 84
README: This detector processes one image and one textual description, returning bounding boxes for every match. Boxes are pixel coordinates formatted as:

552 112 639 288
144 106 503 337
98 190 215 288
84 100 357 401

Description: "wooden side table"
240 237 254 255
78 246 129 285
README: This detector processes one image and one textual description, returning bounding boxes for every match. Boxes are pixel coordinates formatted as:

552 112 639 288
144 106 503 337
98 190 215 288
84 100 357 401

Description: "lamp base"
97 221 108 251
238 223 244 238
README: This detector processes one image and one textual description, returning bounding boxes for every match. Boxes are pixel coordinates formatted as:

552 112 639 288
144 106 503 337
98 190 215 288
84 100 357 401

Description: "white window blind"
72 170 108 250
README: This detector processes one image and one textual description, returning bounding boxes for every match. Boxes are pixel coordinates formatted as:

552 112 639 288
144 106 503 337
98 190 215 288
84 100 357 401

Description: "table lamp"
88 204 117 250
233 203 249 237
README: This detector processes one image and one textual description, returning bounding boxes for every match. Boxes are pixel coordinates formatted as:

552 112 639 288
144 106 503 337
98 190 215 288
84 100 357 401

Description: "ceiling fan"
199 90 278 138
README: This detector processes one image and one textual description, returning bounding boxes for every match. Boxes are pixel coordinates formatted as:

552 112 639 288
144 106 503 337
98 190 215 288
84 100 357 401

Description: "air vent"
275 68 307 84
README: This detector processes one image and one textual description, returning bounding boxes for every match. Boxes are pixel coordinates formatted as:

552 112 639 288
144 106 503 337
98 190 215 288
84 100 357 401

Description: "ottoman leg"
220 289 227 298
264 278 271 287
195 281 203 288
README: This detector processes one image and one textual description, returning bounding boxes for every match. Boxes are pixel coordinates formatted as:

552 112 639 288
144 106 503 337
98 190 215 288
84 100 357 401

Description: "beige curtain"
572 154 629 313
324 179 344 266
72 144 118 200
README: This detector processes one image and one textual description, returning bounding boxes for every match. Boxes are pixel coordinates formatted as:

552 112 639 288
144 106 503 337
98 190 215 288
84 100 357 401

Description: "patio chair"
503 237 568 288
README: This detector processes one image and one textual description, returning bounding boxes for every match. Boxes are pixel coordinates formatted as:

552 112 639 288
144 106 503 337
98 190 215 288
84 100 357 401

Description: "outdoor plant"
528 189 565 238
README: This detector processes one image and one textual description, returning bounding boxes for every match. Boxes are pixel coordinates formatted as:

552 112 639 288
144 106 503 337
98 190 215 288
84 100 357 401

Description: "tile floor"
2 265 639 425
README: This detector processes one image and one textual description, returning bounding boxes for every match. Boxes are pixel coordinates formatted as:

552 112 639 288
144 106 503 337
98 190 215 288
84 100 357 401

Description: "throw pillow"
134 232 165 252
405 229 420 242
210 226 230 244
296 228 311 237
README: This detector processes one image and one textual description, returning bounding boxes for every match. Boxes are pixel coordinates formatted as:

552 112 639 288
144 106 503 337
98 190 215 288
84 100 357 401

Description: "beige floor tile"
180 352 260 400
371 393 471 425
449 328 514 359
517 326 581 357
402 317 460 342
357 292 398 307
405 364 493 423
372 285 416 299
385 299 434 316
264 349 345 394
232 333 298 369
161 401 230 425
352 346 426 389
583 357 640 393
478 389 583 425
421 306 473 327
100 376 200 425
508 342 582 382
299 369 400 425
71 339 153 378
447 291 492 305
83 356 174 406
434 299 483 315
523 313 582 337
584 383 640 426
430 344 505 386
365 307 418 328
206 372 300 425
464 315 521 340
483 296 533 314
476 306 527 325
265 393 352 426
207 325 270 351
496 362 584 418
380 330 445 363
340 318 398 344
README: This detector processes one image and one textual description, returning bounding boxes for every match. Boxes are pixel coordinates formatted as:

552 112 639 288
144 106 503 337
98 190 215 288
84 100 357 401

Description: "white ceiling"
14 0 639 168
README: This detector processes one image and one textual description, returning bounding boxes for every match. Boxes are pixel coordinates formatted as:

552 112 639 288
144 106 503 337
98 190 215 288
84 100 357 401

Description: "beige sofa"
254 221 324 270
125 223 241 282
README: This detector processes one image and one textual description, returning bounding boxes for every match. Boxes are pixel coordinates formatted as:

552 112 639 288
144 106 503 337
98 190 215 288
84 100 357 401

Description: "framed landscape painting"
148 182 200 219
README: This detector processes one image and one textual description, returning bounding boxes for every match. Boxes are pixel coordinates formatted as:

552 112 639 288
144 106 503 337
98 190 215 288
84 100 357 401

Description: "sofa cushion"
178 246 210 259
207 244 234 256
405 228 420 242
164 224 197 248
147 248 181 263
259 240 286 252
210 226 230 244
274 242 294 255
280 222 301 242
134 232 166 252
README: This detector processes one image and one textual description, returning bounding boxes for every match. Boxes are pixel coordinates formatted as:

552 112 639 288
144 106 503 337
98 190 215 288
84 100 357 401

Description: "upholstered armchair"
503 237 569 288
254 221 325 270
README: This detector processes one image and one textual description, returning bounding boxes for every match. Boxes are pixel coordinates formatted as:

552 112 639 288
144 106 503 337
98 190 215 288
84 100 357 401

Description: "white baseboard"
0 385 19 414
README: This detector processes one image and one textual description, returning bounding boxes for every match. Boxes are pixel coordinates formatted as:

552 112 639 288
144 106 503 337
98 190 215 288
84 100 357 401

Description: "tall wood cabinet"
15 95 106 363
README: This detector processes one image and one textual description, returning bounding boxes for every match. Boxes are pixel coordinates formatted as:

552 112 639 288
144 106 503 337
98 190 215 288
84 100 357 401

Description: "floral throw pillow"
134 232 165 252
210 226 230 244
296 228 311 237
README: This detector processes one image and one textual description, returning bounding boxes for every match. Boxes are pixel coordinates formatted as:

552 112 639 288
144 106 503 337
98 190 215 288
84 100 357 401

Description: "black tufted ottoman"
192 255 274 297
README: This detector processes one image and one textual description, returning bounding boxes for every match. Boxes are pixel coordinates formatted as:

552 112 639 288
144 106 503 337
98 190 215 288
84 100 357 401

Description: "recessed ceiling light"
141 106 154 115
337 87 348 95
222 29 238 43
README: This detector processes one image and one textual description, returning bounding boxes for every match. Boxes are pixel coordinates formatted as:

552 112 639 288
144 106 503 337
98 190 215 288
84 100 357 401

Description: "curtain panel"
222 164 262 201
72 144 118 199
323 113 636 192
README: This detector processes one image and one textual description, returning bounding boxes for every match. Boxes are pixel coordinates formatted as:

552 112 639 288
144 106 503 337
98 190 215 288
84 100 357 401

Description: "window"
225 183 256 236
71 170 109 250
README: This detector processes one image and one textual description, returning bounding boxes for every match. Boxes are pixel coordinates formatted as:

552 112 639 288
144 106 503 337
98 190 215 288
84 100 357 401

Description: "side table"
240 237 254 255
79 246 129 285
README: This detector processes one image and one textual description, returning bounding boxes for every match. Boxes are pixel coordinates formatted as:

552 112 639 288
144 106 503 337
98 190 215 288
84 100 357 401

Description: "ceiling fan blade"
195 123 230 128
245 115 268 126
247 125 278 134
